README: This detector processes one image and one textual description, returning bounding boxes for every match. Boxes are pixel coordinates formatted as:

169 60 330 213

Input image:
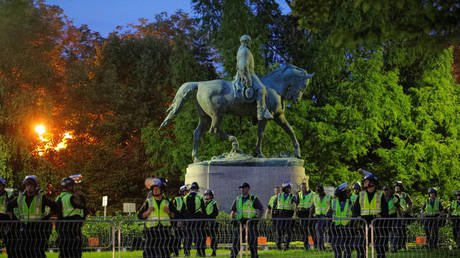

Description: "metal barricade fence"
0 219 115 257
117 218 236 257
370 217 460 258
245 217 368 257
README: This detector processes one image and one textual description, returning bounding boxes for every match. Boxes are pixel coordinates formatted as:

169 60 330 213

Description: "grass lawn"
0 248 459 257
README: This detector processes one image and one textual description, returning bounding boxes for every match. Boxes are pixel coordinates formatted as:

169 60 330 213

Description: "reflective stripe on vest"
276 193 294 211
452 201 460 216
146 198 171 227
0 193 7 213
268 195 277 208
187 193 203 214
206 200 217 215
298 191 315 209
314 194 331 215
236 195 257 220
424 199 440 216
175 197 184 212
360 191 381 216
350 193 358 206
56 192 84 218
388 196 398 215
398 192 409 211
18 192 43 222
332 198 351 226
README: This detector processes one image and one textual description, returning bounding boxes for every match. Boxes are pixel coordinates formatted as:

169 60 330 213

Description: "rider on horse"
236 35 273 121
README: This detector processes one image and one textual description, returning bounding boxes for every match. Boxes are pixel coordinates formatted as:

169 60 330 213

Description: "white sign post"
102 196 108 220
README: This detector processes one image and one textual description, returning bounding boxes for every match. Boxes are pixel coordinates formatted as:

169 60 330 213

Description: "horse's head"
280 65 314 103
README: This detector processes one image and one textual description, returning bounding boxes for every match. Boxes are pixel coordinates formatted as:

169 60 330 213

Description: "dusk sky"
45 0 291 37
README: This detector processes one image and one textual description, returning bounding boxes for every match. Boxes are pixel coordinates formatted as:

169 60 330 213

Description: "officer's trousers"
2 220 20 258
298 213 315 250
275 217 293 250
18 222 51 258
184 220 205 255
330 224 352 258
230 221 258 258
424 217 440 249
172 222 186 256
206 221 218 252
56 221 83 258
452 216 460 248
315 215 328 250
143 225 171 258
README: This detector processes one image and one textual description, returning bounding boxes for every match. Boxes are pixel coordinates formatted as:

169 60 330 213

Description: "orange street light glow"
35 125 46 135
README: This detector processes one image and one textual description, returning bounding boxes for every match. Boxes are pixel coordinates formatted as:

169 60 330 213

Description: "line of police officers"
0 175 86 258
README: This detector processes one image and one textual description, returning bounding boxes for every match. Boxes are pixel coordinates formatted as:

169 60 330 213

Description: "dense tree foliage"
0 0 458 213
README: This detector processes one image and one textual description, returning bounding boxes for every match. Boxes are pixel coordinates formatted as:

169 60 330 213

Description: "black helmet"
180 185 188 192
360 169 378 184
282 181 291 189
393 181 404 191
204 189 214 196
23 175 39 187
383 185 390 191
428 187 437 194
60 177 75 187
191 182 199 190
353 182 361 190
334 182 348 197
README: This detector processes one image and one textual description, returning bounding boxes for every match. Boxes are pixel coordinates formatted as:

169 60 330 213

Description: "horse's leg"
254 120 268 158
274 114 301 158
192 112 210 163
209 115 242 153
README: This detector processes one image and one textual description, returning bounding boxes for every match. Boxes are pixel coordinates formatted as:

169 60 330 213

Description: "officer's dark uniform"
451 190 460 248
172 193 186 256
421 188 443 249
352 187 389 258
392 182 412 251
184 187 206 256
55 181 86 258
296 189 315 250
272 190 296 250
229 187 263 258
7 189 57 258
204 194 219 256
138 192 176 258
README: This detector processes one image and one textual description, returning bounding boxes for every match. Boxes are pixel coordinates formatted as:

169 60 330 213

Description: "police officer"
204 189 219 256
383 185 401 252
296 182 315 250
56 177 86 258
230 182 263 258
7 175 57 258
350 182 361 206
393 181 412 251
450 190 460 248
330 182 352 258
184 182 205 257
0 178 16 257
273 182 296 250
138 178 175 258
421 187 444 249
352 170 389 258
312 185 331 251
172 185 188 257
265 186 280 218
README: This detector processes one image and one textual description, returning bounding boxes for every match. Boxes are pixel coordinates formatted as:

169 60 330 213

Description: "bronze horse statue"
159 64 314 162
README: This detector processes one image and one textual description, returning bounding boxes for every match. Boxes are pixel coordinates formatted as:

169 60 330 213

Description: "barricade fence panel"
245 218 369 257
118 218 236 257
0 220 115 257
370 217 460 258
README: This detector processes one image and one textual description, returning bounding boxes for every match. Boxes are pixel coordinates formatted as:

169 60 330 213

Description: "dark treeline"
0 0 459 214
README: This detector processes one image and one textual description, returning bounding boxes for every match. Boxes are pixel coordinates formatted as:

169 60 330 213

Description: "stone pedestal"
185 158 307 212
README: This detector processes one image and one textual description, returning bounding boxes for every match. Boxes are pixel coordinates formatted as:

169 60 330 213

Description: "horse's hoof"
193 157 201 163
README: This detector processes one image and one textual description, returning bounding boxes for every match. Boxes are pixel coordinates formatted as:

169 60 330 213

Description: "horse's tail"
159 82 199 129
